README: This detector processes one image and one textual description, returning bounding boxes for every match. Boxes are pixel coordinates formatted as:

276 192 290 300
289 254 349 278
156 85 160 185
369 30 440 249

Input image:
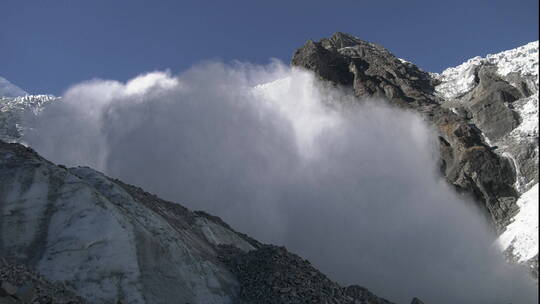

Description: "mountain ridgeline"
0 141 397 303
292 33 522 230
0 33 538 303
291 33 538 274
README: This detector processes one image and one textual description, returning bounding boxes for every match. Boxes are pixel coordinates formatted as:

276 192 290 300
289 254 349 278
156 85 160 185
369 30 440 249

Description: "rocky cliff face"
291 33 538 273
434 41 538 194
434 41 539 273
0 140 399 304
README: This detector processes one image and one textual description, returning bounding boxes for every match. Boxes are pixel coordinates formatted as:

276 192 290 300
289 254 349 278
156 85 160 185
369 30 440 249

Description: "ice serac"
0 140 397 304
292 32 538 274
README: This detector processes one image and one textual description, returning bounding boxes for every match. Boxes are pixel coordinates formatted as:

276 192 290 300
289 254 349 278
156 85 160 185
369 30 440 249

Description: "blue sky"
1 0 538 95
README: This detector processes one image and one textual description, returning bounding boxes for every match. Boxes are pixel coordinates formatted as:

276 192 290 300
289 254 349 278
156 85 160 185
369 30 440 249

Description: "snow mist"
24 61 537 304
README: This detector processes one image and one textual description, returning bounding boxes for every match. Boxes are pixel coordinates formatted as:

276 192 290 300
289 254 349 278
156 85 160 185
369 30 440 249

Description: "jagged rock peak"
292 33 520 232
292 32 437 103
320 32 387 52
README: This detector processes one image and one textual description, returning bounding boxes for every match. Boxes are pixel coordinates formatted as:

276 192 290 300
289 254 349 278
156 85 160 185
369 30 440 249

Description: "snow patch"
511 92 539 138
434 41 539 100
498 184 539 263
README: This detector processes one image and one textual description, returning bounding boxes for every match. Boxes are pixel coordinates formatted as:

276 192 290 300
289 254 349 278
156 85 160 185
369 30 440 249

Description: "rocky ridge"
434 41 538 194
218 245 395 304
433 41 539 274
0 140 401 304
291 33 538 272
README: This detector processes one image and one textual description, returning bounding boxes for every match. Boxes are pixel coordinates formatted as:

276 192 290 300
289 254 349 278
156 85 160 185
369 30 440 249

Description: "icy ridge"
434 41 539 100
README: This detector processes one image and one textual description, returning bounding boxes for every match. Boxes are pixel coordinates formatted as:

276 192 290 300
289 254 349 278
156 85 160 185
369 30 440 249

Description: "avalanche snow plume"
23 61 537 304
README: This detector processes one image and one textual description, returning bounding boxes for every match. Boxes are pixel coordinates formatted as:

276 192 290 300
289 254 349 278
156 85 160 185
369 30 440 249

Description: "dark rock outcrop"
410 297 425 304
292 32 519 230
463 65 522 141
218 244 395 304
0 259 86 304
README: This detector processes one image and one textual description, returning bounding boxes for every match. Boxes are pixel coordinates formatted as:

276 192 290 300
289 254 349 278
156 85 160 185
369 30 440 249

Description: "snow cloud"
24 61 537 304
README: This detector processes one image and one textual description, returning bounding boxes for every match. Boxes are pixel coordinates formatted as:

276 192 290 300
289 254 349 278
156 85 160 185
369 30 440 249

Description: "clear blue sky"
1 0 538 95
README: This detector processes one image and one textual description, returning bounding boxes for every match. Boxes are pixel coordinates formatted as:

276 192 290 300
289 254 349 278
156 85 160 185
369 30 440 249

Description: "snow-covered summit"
0 76 27 97
435 41 539 100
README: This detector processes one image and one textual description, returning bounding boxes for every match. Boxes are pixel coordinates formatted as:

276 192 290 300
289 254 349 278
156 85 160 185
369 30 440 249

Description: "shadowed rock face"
410 297 425 304
0 140 398 304
292 33 437 106
0 259 87 304
292 32 519 231
218 244 395 304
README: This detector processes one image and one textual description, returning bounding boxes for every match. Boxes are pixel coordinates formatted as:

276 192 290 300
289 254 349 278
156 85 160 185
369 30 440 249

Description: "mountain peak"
327 32 365 48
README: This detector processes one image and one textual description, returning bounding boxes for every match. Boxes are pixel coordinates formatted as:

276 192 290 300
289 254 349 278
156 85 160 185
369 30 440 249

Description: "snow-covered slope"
0 76 27 97
435 41 539 100
499 184 539 264
0 138 400 304
0 141 257 303
434 41 539 272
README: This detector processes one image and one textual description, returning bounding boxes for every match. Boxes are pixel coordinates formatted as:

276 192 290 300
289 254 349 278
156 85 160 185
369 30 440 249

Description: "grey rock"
291 39 354 86
462 65 522 141
0 260 85 304
293 32 437 106
410 297 425 304
0 282 16 296
218 245 395 304
343 285 394 304
291 32 519 230
0 297 17 304
15 283 35 303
